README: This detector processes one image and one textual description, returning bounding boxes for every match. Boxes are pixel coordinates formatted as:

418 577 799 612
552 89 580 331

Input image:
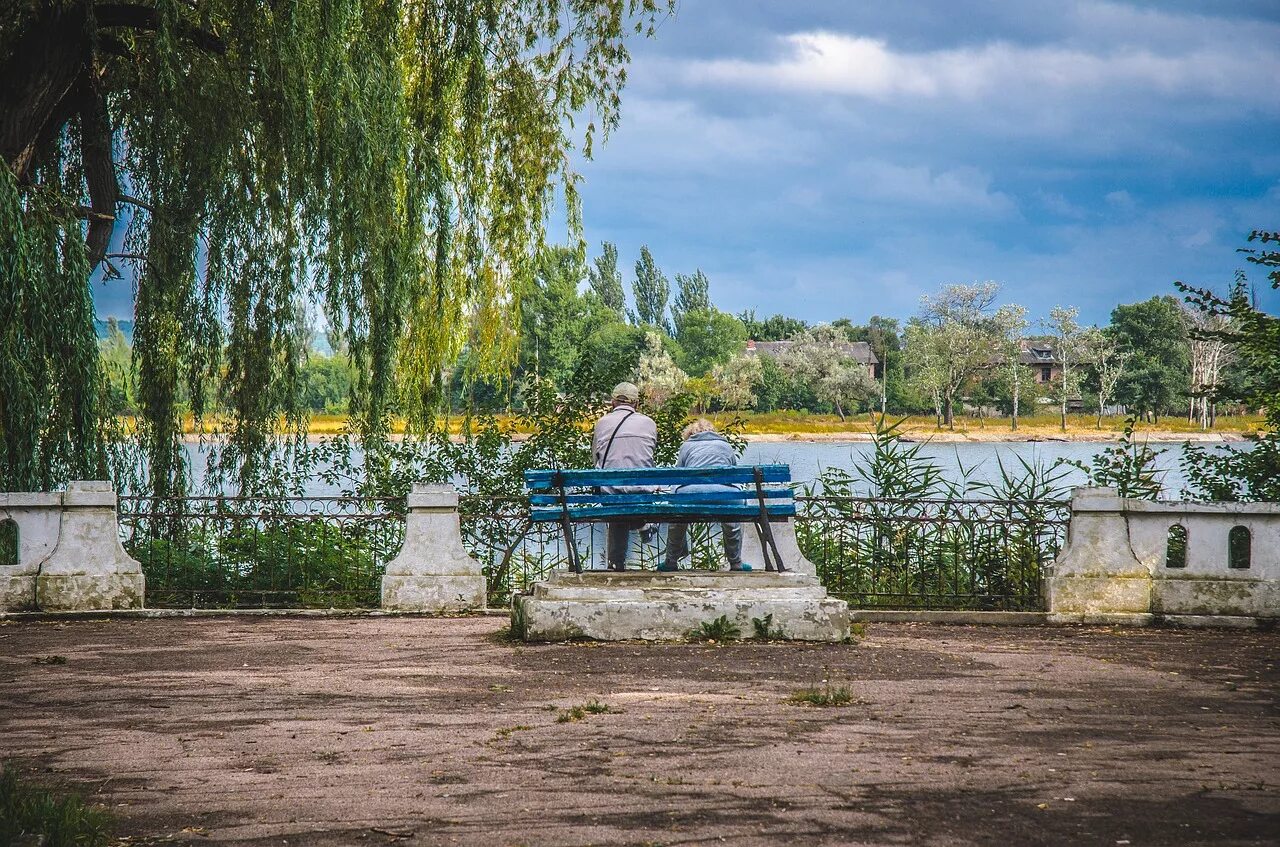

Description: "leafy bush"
796 416 1070 610
690 615 742 642
1180 432 1280 502
1064 417 1163 500
751 613 786 640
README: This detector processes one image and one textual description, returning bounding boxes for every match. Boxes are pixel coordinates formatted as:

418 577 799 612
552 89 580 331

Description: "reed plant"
796 416 1071 610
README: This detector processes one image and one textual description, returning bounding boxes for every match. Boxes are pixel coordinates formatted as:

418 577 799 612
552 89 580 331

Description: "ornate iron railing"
118 496 404 608
794 496 1069 610
118 494 1069 610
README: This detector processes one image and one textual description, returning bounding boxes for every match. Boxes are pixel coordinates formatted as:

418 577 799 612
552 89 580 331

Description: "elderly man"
592 382 657 571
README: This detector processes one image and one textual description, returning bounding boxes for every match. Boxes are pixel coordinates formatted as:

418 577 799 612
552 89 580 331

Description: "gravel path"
1 618 1277 846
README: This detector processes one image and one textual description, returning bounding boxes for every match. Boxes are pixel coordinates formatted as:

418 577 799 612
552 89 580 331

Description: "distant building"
1018 341 1061 386
744 339 881 380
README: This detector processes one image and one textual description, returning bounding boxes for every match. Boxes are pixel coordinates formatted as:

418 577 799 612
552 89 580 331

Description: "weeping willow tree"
1 0 665 495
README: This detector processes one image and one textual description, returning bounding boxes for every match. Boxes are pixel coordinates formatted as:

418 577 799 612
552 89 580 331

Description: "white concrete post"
1046 487 1152 623
35 481 145 611
0 492 64 610
381 484 486 611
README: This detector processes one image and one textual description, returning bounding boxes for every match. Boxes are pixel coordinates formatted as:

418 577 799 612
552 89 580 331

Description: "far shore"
168 411 1266 445
174 428 1255 445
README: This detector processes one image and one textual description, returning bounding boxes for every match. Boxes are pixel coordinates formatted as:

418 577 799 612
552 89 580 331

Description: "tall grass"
0 764 112 847
796 417 1071 610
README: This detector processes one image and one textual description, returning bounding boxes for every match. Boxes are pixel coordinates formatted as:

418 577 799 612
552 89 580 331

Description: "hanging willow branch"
0 0 669 495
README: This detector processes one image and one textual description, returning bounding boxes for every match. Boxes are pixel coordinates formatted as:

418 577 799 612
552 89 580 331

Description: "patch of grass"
556 699 618 723
751 614 786 640
787 684 855 708
787 667 856 708
689 615 741 642
493 725 533 740
0 763 112 847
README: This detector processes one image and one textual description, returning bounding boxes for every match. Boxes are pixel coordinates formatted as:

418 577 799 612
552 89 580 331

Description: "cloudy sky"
93 0 1280 327
562 0 1280 326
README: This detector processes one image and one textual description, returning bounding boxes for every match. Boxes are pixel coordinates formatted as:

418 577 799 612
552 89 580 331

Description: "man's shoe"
729 563 753 572
656 563 679 572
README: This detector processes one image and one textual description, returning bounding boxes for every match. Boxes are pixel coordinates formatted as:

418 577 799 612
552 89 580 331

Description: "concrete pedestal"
381 485 486 611
512 570 850 642
1045 488 1152 622
35 482 144 611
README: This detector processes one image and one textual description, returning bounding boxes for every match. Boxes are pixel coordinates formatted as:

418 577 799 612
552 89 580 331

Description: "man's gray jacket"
592 404 657 471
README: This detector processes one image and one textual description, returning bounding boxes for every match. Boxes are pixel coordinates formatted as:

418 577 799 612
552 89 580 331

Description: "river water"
182 438 1234 499
740 440 1206 498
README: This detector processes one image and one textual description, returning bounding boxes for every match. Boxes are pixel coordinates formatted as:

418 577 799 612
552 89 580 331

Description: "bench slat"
531 503 796 522
524 464 790 489
528 489 791 506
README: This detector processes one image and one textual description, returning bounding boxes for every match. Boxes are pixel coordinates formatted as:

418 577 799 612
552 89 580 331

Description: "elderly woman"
658 418 752 572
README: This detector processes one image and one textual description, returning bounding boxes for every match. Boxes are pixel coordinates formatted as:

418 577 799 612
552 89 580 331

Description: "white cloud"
686 30 1280 110
848 162 1016 215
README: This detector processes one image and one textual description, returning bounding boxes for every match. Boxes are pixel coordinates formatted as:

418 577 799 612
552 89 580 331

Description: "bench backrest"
525 464 795 522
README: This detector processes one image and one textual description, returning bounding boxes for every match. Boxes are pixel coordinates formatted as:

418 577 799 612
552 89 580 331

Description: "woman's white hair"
681 418 716 440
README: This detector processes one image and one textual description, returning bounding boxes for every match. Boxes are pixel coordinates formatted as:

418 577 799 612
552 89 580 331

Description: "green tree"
751 355 818 412
518 247 590 387
846 316 906 414
571 322 649 396
0 0 667 493
587 241 626 318
904 283 1004 428
779 325 877 420
1176 230 1280 502
1044 306 1091 432
738 311 808 341
630 245 671 332
711 354 763 410
671 269 711 334
636 330 687 405
674 308 746 377
299 355 355 415
1109 296 1191 422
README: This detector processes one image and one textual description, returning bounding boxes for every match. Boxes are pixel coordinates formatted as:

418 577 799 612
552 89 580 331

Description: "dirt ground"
1 618 1277 847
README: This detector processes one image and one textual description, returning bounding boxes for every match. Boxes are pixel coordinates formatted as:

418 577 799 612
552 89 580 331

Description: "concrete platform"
512 569 851 642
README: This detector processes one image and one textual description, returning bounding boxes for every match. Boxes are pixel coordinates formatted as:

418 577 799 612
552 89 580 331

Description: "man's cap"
611 382 640 403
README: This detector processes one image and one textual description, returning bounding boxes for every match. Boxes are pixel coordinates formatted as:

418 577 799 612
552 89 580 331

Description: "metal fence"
795 496 1070 611
118 494 1069 610
118 496 404 608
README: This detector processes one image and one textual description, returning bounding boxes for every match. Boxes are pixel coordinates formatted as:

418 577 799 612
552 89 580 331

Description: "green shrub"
751 614 786 640
690 615 741 642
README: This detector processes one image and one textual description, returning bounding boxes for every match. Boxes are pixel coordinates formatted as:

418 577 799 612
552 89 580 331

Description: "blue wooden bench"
523 465 795 573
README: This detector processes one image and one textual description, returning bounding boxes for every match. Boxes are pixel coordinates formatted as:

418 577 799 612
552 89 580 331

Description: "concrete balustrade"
5 480 1276 626
1 482 144 611
380 484 487 611
1047 487 1279 625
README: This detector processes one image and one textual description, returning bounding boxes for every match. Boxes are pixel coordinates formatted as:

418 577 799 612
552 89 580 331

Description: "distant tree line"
100 238 1271 431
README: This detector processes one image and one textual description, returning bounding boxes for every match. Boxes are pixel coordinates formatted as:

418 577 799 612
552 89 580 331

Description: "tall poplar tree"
587 241 626 318
630 245 670 332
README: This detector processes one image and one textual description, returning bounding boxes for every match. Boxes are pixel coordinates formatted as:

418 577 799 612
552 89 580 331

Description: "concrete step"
532 571 825 601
